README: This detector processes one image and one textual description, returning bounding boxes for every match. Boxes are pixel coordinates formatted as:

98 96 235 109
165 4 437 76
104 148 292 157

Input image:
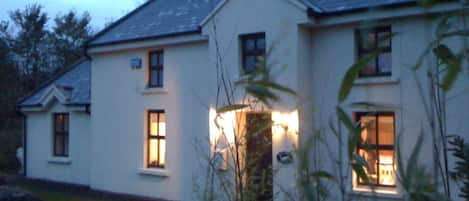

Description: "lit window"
148 51 164 88
356 112 395 187
356 26 392 77
147 110 166 168
53 113 69 157
241 33 265 74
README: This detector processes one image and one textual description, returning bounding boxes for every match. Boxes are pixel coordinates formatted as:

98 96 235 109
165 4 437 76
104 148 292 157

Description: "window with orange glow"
147 110 166 168
356 112 395 187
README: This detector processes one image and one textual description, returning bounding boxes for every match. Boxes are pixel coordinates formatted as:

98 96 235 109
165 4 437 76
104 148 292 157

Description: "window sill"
141 87 168 95
350 187 402 200
48 157 71 165
138 168 170 177
354 76 399 85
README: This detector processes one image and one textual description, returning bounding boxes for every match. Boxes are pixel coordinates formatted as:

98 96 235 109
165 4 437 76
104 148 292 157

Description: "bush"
0 129 21 173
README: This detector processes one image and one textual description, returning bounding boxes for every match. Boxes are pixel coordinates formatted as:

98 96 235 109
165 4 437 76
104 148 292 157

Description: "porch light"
272 110 299 137
209 108 236 146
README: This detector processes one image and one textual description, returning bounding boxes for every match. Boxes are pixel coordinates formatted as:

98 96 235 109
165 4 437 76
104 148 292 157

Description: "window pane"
245 39 255 51
63 115 69 132
158 53 164 65
378 31 391 48
378 150 395 186
378 52 392 74
150 70 159 86
159 113 166 137
150 113 158 136
359 149 378 185
55 135 64 155
149 139 158 167
256 38 265 50
64 135 69 156
159 139 166 166
378 115 394 145
360 115 377 145
244 56 256 73
150 53 158 66
157 70 163 87
360 30 375 50
359 54 377 76
55 115 63 132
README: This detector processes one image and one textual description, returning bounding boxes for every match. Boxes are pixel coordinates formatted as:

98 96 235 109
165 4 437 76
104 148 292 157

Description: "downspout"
22 113 27 177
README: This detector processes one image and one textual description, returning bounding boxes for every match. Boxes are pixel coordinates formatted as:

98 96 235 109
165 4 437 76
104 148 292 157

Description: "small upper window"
53 113 69 157
241 33 266 74
149 51 164 88
355 112 396 187
356 26 392 77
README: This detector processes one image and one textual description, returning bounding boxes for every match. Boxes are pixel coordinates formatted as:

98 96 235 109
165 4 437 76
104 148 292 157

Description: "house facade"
17 0 469 201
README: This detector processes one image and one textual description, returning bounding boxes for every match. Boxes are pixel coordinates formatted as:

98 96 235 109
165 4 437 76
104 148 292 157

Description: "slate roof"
307 0 415 14
18 59 91 107
87 0 221 46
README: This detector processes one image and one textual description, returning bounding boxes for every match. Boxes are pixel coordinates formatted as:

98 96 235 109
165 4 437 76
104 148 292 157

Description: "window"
53 113 69 157
356 112 395 187
148 51 164 88
241 33 266 74
147 110 166 168
356 26 392 77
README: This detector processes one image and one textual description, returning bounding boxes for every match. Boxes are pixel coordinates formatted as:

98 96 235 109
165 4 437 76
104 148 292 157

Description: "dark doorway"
245 113 273 201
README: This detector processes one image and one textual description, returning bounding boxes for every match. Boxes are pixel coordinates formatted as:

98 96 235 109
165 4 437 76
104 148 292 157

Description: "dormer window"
149 51 164 88
241 33 265 74
356 26 392 77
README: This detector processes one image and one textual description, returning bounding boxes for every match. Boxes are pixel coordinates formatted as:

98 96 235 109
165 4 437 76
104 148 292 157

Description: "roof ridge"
17 58 89 106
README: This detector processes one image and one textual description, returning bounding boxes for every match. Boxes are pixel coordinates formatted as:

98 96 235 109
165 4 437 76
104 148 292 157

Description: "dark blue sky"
0 0 145 30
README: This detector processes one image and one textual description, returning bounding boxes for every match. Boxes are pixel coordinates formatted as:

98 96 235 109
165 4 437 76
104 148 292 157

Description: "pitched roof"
18 59 91 107
87 0 221 47
306 0 415 14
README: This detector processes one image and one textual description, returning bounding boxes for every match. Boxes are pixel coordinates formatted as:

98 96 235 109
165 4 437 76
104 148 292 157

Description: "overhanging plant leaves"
216 104 248 113
338 53 376 103
433 44 463 91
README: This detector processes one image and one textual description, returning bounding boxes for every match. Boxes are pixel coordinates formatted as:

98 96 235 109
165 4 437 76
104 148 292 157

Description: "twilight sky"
0 0 146 30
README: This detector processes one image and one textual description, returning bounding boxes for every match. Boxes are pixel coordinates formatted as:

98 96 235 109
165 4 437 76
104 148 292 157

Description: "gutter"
86 29 202 48
307 1 418 18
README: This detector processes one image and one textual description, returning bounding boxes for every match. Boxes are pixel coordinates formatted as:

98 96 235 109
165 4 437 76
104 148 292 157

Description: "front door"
245 113 273 201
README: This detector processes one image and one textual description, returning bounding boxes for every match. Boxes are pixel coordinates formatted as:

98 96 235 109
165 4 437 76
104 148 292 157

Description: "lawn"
1 173 160 201
15 183 114 201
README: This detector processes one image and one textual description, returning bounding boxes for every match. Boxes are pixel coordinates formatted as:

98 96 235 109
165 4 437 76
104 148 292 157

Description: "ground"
1 173 162 201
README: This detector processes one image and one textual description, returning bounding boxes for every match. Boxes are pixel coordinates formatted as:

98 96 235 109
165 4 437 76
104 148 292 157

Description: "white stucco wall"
309 14 469 201
90 41 215 201
201 0 309 200
25 101 91 186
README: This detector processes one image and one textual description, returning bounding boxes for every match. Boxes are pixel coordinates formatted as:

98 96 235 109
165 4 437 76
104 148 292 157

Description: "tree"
51 10 92 70
9 4 49 91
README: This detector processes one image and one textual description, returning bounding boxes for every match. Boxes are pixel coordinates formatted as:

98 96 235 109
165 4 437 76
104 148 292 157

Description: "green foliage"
216 104 248 113
396 131 446 201
338 53 376 103
433 44 463 91
449 136 469 200
236 56 296 107
52 10 92 69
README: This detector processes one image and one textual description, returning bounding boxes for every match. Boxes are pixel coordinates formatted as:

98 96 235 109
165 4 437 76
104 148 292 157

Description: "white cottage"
17 0 469 201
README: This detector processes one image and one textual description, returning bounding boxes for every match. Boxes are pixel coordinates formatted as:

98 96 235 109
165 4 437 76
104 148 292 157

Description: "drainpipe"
21 113 27 177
